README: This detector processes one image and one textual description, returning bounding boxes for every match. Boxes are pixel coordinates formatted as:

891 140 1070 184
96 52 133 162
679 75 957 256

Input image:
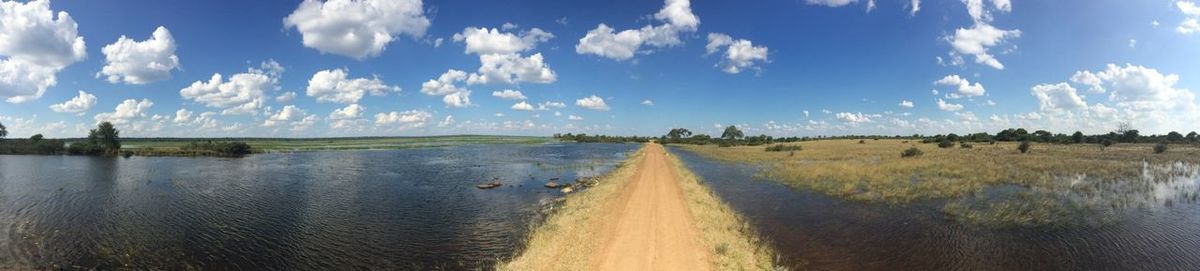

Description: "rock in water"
561 187 574 194
544 181 561 188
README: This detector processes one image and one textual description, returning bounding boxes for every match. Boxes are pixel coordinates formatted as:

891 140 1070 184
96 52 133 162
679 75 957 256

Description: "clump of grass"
900 147 923 158
765 144 802 152
1154 142 1168 154
937 140 954 148
858 140 866 144
1018 141 1031 153
960 142 973 149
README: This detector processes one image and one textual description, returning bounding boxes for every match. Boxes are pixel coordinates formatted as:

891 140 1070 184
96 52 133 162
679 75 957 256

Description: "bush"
858 140 866 144
67 142 105 155
182 141 254 157
765 144 803 152
1154 142 1168 154
937 140 954 148
901 147 923 158
1018 141 1031 154
1101 138 1115 148
960 142 973 149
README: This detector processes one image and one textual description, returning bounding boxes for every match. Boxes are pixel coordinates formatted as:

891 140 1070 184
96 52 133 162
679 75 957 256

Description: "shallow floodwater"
669 147 1200 270
0 143 635 270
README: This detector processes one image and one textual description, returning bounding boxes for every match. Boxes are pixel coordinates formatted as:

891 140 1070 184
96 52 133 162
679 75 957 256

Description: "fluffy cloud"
329 103 364 120
1178 1 1200 34
421 69 469 95
1031 82 1086 111
567 115 583 121
537 101 566 111
937 99 964 111
576 0 699 60
706 33 769 74
305 68 398 104
264 105 308 127
49 90 96 115
437 115 454 127
910 0 921 15
283 0 431 59
835 112 874 123
466 53 556 84
180 63 278 115
276 91 297 103
492 89 526 100
452 27 553 55
642 100 655 106
898 100 914 108
0 0 88 103
443 90 473 108
511 101 534 111
174 108 192 123
98 26 179 84
946 23 1020 70
934 74 986 97
94 98 153 125
374 110 432 129
575 95 610 111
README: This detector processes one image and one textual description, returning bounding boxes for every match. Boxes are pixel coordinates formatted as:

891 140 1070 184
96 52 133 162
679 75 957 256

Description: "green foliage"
182 141 254 157
1101 138 1115 148
88 122 121 154
764 144 802 152
0 121 6 138
1154 142 1168 154
721 125 744 140
900 147 923 158
30 134 43 141
1018 141 1031 154
666 128 692 140
1167 131 1184 143
0 138 65 154
937 140 954 148
1072 131 1084 144
553 133 651 143
67 142 105 155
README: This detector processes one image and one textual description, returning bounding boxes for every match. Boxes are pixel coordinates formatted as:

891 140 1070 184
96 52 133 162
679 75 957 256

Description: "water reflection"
669 146 1200 270
0 143 635 269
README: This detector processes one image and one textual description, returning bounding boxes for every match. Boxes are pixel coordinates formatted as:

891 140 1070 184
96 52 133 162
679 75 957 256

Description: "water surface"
670 147 1200 270
0 143 635 269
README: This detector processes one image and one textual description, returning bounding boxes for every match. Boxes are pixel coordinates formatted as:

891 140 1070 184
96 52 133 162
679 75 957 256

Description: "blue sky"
0 0 1198 138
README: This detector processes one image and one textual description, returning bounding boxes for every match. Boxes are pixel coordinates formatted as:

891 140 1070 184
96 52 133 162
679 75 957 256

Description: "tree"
89 122 121 154
1166 131 1184 143
666 128 692 140
721 125 744 140
30 134 43 141
1018 141 1031 154
1188 131 1199 143
1072 131 1084 144
0 121 6 139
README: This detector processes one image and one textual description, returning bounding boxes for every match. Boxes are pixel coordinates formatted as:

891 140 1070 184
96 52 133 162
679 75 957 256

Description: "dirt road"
593 143 711 271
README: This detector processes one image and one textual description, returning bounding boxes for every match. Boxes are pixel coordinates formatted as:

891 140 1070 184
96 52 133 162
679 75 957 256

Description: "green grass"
118 135 554 153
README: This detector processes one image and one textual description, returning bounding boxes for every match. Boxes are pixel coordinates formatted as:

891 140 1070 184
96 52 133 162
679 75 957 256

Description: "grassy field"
118 135 553 153
677 139 1200 227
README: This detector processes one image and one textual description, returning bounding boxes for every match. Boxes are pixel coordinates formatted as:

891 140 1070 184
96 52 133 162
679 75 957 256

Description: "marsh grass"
677 140 1200 226
667 149 782 270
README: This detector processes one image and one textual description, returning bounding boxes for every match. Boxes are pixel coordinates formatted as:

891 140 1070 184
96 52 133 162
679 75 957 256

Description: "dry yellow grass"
665 149 780 270
678 139 1200 226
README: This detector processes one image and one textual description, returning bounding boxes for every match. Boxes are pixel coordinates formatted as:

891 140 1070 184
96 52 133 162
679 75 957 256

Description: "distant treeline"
555 123 1200 147
0 121 253 157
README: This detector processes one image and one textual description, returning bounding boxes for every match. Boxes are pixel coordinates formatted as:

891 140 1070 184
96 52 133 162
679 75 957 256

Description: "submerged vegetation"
677 136 1200 227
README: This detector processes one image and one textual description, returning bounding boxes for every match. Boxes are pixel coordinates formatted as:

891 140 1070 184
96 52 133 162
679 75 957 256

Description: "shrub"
901 147 923 158
1101 138 1115 149
765 144 802 152
960 142 973 149
182 141 254 157
858 140 866 144
1154 142 1168 154
1018 141 1031 154
67 142 105 155
937 140 954 148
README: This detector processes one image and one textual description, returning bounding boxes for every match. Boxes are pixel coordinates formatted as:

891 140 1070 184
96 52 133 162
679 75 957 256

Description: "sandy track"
593 143 711 271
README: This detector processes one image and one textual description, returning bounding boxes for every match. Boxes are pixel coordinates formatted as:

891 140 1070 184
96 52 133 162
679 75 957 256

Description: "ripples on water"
669 147 1200 270
0 143 635 270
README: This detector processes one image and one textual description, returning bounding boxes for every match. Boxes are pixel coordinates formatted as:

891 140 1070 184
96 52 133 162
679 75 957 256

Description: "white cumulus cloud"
94 98 153 125
452 27 553 55
329 103 364 120
937 98 964 111
0 0 88 103
179 63 279 115
575 95 610 111
492 89 526 100
98 26 179 84
1178 1 1200 34
575 0 699 60
49 90 96 115
283 0 431 59
375 110 431 129
305 68 398 104
898 100 914 108
511 101 534 111
934 74 986 97
706 33 769 74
